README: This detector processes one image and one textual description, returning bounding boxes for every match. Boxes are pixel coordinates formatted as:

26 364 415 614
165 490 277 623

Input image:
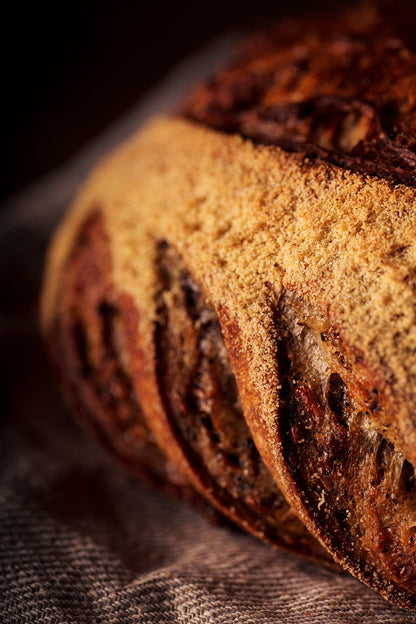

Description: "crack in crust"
48 212 190 496
154 241 332 561
46 212 334 564
46 211 416 605
183 3 416 186
271 289 416 607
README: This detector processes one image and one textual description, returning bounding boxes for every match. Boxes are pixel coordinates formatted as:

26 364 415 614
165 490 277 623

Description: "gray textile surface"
1 42 416 624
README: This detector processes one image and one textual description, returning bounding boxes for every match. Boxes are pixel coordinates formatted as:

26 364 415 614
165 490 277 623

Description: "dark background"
1 0 353 204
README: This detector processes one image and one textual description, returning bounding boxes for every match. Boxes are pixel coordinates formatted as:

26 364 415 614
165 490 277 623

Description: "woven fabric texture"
2 46 416 624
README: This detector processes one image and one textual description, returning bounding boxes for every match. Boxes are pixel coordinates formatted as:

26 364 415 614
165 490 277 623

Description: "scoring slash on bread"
41 0 416 609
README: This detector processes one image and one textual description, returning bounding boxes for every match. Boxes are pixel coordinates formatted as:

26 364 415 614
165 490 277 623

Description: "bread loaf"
41 1 416 609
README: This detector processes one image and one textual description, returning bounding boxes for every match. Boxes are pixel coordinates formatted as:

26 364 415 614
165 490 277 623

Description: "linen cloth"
1 41 416 624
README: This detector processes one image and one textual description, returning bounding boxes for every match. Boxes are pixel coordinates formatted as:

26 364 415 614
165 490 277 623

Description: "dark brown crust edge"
182 2 416 188
45 209 211 511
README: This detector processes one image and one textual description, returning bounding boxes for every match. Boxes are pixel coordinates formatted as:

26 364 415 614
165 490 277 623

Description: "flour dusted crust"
41 1 416 610
41 119 335 566
42 115 416 607
42 116 416 460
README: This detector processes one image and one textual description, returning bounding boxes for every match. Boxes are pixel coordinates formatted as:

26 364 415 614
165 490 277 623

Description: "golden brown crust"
43 116 416 463
42 114 416 607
